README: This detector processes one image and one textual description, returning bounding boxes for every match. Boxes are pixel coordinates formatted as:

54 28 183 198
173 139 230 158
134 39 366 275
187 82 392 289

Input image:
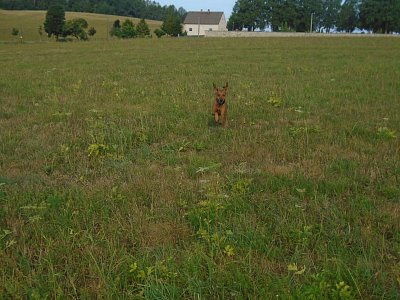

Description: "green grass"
1 35 400 299
0 10 162 42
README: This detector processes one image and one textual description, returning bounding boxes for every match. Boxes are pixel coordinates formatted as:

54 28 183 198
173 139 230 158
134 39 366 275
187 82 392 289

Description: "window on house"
209 28 213 31
189 28 192 31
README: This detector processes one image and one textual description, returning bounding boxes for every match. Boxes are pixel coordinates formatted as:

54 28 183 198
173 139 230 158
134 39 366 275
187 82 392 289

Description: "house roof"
183 11 224 25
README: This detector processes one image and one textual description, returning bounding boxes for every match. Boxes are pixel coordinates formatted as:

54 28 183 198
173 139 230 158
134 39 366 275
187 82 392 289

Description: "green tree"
295 0 323 32
120 19 137 38
359 0 400 33
110 19 121 37
110 19 137 38
321 0 341 32
136 18 150 37
62 18 88 40
161 13 182 36
228 0 268 31
228 1 244 30
94 1 113 15
44 5 65 40
113 19 121 29
270 0 299 32
337 0 359 33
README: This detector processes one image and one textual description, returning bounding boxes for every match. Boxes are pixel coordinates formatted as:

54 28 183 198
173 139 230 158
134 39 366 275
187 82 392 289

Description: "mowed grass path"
1 37 400 298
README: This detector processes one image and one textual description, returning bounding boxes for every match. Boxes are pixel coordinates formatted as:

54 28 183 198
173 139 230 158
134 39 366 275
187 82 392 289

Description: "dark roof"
183 11 224 25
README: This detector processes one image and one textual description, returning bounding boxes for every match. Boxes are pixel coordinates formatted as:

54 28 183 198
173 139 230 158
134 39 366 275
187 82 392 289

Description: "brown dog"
212 82 228 126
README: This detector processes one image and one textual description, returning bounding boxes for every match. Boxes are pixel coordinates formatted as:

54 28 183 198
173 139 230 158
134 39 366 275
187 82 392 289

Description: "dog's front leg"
214 112 220 124
221 113 227 126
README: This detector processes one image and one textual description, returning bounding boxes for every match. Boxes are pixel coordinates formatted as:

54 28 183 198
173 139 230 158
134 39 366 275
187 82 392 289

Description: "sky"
156 0 236 18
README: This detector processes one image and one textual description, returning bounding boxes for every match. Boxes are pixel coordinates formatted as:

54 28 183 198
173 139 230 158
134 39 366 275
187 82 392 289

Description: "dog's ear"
213 83 217 91
223 82 228 90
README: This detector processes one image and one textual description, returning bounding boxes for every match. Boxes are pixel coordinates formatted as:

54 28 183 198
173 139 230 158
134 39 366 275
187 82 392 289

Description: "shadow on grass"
208 117 226 128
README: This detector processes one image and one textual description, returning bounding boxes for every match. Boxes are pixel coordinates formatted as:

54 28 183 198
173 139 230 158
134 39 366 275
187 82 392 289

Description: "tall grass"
1 36 399 298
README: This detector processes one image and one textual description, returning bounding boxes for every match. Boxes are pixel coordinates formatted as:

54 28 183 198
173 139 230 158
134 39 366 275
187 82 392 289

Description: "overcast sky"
156 0 235 18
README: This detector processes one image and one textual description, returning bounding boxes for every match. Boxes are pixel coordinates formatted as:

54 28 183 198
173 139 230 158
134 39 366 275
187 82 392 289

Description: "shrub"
62 18 90 40
88 27 96 37
154 28 166 38
11 27 19 36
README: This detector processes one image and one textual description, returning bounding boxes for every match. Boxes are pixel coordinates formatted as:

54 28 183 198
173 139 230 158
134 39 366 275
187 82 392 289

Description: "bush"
110 26 121 37
62 18 90 40
88 27 96 37
154 28 166 38
11 27 19 36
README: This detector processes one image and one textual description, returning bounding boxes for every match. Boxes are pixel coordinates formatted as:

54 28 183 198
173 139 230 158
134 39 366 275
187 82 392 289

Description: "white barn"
183 10 228 37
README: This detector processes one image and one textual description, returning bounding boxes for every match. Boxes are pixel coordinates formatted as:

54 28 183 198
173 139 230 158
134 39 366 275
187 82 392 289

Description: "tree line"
0 0 186 22
228 0 400 33
42 4 183 41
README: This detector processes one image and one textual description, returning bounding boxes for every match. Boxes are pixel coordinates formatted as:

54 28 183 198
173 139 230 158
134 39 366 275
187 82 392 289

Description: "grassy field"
0 34 400 299
0 10 162 42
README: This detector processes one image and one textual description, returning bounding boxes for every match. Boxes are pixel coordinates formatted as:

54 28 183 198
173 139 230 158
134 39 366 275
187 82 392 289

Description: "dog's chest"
214 102 226 114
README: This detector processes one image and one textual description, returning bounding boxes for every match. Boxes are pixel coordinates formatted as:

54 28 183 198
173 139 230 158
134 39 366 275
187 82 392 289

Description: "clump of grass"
87 142 109 157
267 93 283 107
288 125 322 137
377 126 396 139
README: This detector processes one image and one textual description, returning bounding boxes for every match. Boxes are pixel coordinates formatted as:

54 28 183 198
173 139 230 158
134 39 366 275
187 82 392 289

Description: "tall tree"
161 13 182 36
44 4 65 40
337 0 359 33
270 0 299 32
136 18 150 37
320 0 341 32
294 0 323 32
269 0 324 32
227 1 243 30
228 0 268 31
62 18 89 40
359 0 400 33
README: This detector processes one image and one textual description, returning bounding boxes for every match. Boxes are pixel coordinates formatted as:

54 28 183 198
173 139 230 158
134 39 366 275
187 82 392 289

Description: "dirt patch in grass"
140 221 191 248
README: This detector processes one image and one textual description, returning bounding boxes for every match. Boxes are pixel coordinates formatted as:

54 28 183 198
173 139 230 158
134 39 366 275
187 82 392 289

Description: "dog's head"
213 82 228 105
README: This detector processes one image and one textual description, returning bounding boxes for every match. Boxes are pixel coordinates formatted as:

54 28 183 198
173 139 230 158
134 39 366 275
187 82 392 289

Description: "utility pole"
310 13 313 33
198 16 200 37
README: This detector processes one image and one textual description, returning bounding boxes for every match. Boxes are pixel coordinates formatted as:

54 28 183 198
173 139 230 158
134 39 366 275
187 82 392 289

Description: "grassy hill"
0 37 399 298
0 9 162 41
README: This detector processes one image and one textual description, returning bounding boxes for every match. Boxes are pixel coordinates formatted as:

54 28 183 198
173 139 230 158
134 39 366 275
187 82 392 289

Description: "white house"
183 10 228 36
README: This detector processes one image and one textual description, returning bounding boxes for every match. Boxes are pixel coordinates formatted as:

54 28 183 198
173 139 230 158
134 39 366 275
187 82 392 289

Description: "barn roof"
183 11 224 25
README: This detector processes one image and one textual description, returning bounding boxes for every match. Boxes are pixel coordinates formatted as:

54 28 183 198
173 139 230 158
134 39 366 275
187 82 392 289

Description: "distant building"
183 10 227 37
